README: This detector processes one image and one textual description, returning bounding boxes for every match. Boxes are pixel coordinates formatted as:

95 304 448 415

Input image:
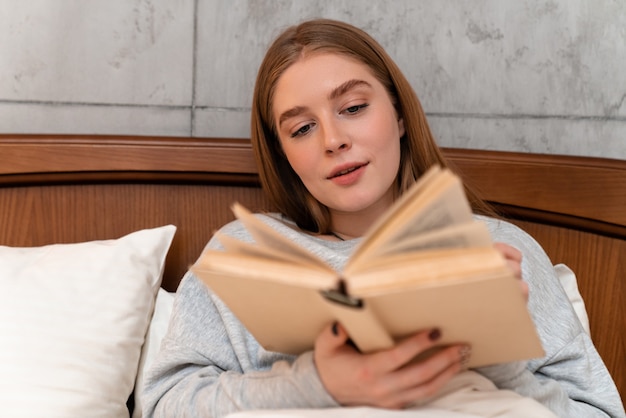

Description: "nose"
322 120 351 154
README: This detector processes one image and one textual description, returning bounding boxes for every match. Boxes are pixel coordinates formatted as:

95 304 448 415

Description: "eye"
343 103 369 115
290 123 314 138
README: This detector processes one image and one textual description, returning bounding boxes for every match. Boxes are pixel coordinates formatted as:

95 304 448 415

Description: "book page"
193 249 336 289
377 221 493 257
356 165 442 242
382 178 473 242
346 247 508 293
347 167 474 269
231 202 330 268
215 232 321 266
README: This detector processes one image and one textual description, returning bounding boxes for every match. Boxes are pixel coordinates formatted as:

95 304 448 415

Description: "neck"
329 207 389 240
328 188 395 238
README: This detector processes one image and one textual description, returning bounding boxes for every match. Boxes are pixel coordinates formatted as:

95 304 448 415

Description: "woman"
142 19 624 418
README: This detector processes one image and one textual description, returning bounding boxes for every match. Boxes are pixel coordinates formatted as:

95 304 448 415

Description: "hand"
314 323 470 409
494 242 528 301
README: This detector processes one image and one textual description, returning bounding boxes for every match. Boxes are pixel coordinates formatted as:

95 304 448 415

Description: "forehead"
278 53 376 92
272 52 381 113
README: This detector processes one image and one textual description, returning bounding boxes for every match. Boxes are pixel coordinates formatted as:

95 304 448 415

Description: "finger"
390 343 470 391
395 355 465 409
494 242 522 262
367 328 443 373
314 321 351 355
494 242 523 278
506 258 522 279
375 344 470 409
494 243 528 301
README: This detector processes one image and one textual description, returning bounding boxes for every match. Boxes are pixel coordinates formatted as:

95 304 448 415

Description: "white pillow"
132 288 176 418
555 263 590 334
0 225 176 418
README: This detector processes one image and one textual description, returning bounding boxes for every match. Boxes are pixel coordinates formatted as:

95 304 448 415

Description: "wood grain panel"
0 135 257 176
444 147 626 231
0 183 270 291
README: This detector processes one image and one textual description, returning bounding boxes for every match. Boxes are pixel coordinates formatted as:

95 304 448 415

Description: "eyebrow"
328 79 372 101
277 79 373 128
278 106 307 127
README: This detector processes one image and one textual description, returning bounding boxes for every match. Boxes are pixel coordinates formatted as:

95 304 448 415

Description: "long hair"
251 18 490 233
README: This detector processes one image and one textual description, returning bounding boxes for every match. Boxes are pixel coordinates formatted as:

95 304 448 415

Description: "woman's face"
272 52 404 222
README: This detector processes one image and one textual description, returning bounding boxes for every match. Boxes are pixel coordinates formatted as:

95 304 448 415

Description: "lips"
332 166 358 177
328 162 367 179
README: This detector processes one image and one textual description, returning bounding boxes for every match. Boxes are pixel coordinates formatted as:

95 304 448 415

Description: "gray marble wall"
1 0 624 159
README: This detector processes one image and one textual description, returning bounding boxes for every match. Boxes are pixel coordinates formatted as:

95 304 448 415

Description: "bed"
0 134 624 416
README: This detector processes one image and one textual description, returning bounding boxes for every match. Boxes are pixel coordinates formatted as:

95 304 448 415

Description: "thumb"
315 321 350 354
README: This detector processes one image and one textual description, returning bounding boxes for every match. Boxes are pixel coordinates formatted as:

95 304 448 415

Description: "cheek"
365 114 402 154
282 145 316 180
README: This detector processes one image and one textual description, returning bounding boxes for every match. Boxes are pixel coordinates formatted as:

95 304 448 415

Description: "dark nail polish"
331 322 339 336
428 328 441 341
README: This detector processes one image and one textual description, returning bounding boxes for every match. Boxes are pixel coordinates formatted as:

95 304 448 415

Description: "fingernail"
428 328 441 341
331 322 339 336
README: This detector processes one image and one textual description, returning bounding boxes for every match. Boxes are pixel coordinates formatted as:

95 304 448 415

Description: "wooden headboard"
1 134 624 402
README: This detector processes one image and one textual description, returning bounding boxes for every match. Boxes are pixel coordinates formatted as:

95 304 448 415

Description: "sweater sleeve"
477 218 625 418
141 271 339 418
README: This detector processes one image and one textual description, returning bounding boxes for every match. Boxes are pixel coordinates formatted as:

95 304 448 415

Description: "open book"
191 165 544 368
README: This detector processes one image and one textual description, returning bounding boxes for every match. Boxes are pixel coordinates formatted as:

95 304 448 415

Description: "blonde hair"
251 18 489 233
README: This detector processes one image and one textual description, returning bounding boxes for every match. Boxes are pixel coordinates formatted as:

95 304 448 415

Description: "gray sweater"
142 215 625 418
